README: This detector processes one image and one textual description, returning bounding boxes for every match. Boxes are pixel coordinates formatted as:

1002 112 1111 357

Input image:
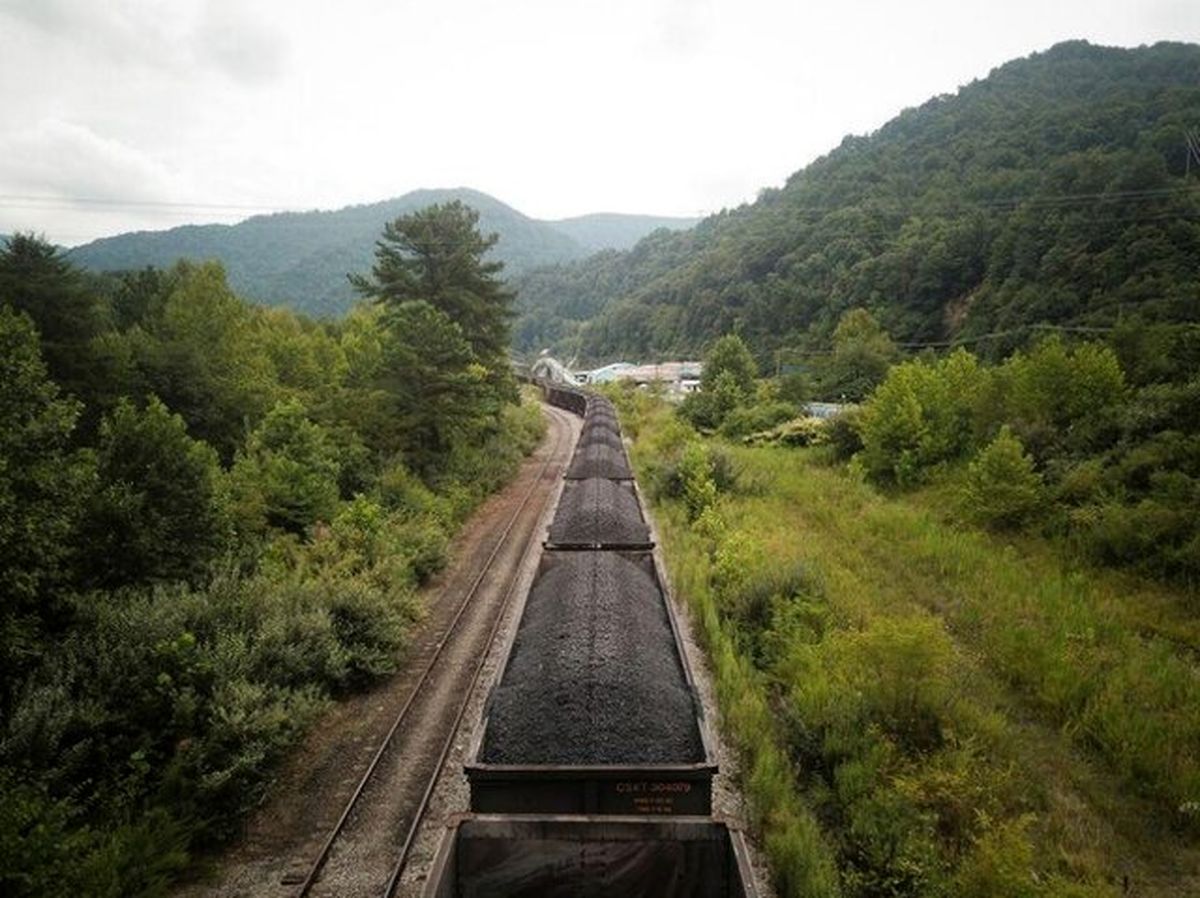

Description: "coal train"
423 384 758 898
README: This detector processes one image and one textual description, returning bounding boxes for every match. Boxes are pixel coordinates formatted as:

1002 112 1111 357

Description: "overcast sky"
1 0 1197 245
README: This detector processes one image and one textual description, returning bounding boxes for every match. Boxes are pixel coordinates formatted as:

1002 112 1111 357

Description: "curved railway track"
289 405 575 898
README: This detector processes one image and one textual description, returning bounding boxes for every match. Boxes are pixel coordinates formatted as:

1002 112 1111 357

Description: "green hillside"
515 41 1200 362
545 212 700 254
65 189 695 318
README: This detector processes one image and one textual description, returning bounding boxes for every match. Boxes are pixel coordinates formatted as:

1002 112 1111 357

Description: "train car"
465 551 716 815
544 384 589 416
422 815 759 898
545 477 652 550
576 425 625 452
580 416 621 441
565 442 634 480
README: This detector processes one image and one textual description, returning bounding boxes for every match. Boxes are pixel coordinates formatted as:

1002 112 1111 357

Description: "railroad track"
288 405 575 898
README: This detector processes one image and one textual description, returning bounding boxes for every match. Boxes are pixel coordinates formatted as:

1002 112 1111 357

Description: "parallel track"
291 405 574 898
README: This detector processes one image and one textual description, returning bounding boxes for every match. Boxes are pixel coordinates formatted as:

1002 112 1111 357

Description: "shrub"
719 401 799 439
786 615 956 758
960 426 1044 530
953 816 1040 898
859 349 987 486
826 408 865 460
744 416 827 448
82 397 228 588
229 399 341 536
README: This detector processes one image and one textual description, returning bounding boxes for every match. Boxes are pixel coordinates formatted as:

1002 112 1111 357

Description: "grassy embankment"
619 392 1199 898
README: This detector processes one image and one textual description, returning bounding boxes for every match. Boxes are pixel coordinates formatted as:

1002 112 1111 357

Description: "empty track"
286 405 575 898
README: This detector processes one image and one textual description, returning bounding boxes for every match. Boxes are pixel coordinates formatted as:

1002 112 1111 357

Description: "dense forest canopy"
514 41 1200 364
0 210 541 895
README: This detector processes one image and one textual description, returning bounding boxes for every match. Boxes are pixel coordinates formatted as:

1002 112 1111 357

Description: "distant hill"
513 41 1200 362
66 189 696 318
544 213 700 254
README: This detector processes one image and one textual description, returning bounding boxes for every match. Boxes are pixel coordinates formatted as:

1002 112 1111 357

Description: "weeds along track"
289 406 574 898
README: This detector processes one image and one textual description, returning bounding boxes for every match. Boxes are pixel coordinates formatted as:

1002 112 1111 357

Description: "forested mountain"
546 212 700 254
514 41 1200 362
66 188 695 318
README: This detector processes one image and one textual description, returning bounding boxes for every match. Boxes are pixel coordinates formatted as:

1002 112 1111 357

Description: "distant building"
577 360 703 396
805 402 849 419
581 362 636 384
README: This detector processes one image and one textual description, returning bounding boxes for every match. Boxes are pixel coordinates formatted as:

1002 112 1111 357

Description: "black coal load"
578 426 624 452
581 417 621 441
566 443 633 480
482 552 702 764
548 478 651 547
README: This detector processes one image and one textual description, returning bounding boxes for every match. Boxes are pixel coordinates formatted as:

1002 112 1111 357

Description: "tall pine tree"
349 201 514 372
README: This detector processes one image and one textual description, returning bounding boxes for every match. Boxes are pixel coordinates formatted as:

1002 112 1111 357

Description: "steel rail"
379 410 571 896
291 405 572 897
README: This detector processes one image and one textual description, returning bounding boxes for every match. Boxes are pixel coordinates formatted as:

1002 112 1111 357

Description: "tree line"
513 41 1200 366
0 202 540 895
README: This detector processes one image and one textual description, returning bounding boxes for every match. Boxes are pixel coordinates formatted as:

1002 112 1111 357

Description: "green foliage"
0 220 548 894
127 261 279 460
991 338 1127 458
742 416 828 448
351 200 513 370
566 42 1200 362
813 309 898 402
374 300 489 475
0 234 109 415
825 408 865 460
702 333 758 395
230 399 342 536
631 398 1199 896
961 426 1044 530
64 189 691 322
859 349 986 486
0 307 94 710
719 400 799 439
676 334 761 431
0 772 188 898
81 397 228 588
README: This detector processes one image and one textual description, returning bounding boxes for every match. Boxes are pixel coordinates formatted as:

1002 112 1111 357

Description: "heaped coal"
581 418 621 443
548 478 651 547
482 552 702 764
566 443 633 480
578 427 624 452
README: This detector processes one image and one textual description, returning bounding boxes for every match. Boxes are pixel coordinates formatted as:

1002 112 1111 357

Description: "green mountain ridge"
64 188 697 318
514 40 1200 362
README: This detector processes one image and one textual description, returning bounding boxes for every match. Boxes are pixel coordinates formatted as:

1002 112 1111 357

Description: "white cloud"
0 118 180 201
0 0 1196 244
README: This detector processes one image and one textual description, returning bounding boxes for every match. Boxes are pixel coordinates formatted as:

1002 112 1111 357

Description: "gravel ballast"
481 552 702 765
548 478 651 547
565 443 633 480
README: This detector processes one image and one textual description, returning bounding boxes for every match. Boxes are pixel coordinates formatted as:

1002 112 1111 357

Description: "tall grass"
619 390 1198 897
654 502 842 897
735 446 1200 818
